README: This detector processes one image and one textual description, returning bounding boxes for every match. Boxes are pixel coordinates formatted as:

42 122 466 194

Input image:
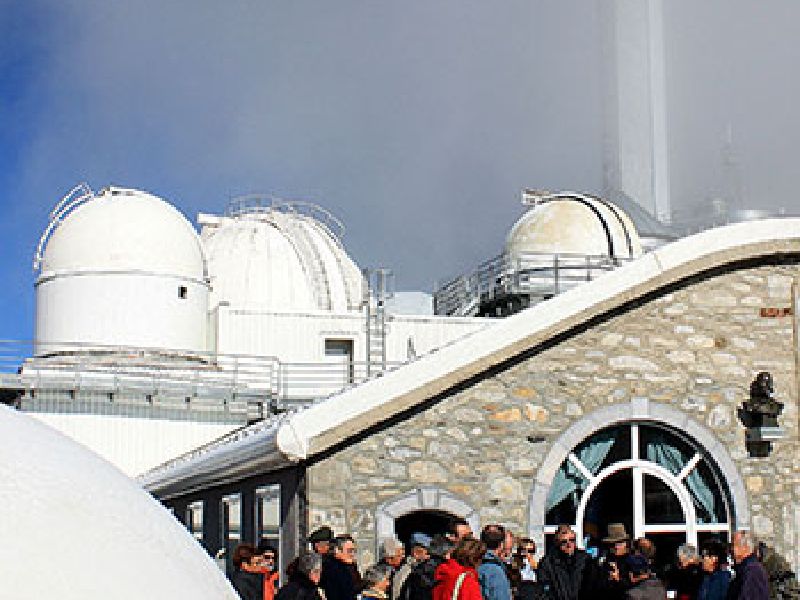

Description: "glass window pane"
256 484 281 549
644 475 684 524
222 493 241 574
187 500 203 542
689 461 727 524
639 426 694 475
545 462 588 525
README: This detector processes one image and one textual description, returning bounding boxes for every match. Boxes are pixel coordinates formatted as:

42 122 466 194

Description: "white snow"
0 405 239 600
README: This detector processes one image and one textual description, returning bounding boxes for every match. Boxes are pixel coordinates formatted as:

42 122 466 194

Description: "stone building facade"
307 260 800 567
144 221 800 576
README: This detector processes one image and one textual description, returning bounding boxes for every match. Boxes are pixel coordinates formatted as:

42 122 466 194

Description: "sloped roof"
141 218 800 497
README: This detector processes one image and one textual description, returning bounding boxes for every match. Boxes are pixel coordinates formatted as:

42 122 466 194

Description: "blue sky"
2 1 799 341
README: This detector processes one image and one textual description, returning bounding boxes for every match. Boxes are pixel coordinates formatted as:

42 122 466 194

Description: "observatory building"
8 184 488 476
3 182 800 581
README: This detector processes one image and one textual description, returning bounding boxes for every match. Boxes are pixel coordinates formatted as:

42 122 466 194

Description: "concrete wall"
306 261 800 567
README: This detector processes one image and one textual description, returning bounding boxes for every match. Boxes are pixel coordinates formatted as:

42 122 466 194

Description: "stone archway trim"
527 399 750 547
375 487 480 543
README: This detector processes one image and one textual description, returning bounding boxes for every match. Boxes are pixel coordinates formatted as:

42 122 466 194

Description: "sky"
1 1 799 341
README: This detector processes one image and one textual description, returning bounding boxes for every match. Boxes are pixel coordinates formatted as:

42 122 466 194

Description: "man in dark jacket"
403 535 453 600
537 525 599 600
728 531 769 600
624 554 667 600
277 553 325 600
321 535 360 600
231 543 265 600
601 524 633 600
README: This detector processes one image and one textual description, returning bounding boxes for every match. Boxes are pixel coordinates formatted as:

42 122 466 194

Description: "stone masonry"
306 262 800 567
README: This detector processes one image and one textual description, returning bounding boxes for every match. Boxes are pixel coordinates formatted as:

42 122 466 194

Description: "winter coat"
232 569 265 600
321 556 359 600
602 554 633 600
404 556 446 600
255 568 280 600
277 577 326 600
432 559 482 600
393 559 417 600
478 551 513 600
698 570 730 600
536 549 599 600
625 578 667 600
727 555 769 600
664 564 704 600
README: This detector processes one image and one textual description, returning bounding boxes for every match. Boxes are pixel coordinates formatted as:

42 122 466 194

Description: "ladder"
364 269 393 376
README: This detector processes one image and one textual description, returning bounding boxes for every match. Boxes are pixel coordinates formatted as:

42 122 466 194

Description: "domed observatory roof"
0 405 237 599
506 190 643 260
34 184 209 355
434 191 643 317
200 195 364 313
36 184 206 280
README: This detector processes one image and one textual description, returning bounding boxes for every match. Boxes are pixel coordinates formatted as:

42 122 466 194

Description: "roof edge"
276 218 800 460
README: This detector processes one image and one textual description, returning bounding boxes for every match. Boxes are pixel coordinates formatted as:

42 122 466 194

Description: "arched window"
545 422 731 560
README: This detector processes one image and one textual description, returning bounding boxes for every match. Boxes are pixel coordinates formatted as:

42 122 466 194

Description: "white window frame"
544 423 731 548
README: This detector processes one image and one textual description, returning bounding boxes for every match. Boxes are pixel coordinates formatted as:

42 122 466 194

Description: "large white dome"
37 186 206 281
0 405 237 599
506 193 643 260
201 199 364 313
33 185 209 354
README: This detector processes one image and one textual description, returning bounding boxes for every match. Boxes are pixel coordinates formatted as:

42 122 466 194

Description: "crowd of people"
228 519 790 600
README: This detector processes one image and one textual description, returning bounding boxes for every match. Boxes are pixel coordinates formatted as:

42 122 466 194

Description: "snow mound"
0 406 238 599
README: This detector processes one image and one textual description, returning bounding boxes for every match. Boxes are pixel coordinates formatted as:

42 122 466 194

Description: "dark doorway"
394 511 453 547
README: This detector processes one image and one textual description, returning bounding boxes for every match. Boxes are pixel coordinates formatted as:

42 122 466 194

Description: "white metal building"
9 184 491 476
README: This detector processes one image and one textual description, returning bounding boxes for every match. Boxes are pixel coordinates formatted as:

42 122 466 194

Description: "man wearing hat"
309 526 335 556
601 523 632 600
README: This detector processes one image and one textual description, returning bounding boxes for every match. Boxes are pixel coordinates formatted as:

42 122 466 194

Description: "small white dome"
201 200 364 313
506 194 643 259
38 186 206 282
0 405 237 599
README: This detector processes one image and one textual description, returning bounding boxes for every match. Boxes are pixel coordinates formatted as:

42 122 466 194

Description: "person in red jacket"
256 543 281 600
433 538 486 600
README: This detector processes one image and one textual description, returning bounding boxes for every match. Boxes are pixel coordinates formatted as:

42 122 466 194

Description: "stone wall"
306 263 800 566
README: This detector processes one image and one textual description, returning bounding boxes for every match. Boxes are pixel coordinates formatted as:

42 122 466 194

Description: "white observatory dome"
201 197 364 313
0 405 238 599
506 193 643 260
34 185 209 354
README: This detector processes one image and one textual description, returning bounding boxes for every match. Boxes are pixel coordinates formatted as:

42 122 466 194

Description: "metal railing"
433 251 633 316
0 340 404 412
224 194 346 246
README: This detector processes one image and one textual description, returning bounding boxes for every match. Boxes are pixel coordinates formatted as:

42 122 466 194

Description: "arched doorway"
394 510 453 547
543 421 732 564
375 487 479 552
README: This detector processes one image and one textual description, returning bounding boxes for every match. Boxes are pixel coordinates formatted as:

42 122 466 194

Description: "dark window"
178 286 188 299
